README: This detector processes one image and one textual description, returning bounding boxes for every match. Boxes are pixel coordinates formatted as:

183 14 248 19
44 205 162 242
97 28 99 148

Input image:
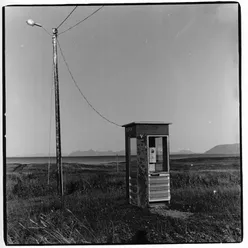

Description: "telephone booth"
122 122 172 208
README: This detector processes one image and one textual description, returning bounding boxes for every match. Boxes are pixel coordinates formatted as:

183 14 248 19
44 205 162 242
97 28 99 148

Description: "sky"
5 3 239 156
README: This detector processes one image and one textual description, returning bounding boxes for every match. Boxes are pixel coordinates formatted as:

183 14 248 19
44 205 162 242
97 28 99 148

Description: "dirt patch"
150 207 193 219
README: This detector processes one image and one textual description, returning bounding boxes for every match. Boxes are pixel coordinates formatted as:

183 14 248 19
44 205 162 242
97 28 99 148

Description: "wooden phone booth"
122 122 171 208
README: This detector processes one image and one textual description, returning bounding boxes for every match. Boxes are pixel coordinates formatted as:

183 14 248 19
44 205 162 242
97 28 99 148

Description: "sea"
5 154 239 165
6 156 125 165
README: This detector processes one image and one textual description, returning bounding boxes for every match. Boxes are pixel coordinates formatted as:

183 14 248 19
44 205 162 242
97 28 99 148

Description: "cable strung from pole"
41 26 52 36
57 6 78 29
57 40 122 128
58 6 104 36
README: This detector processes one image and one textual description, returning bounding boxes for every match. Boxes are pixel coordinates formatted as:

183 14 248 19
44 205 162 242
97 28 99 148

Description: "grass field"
5 156 242 244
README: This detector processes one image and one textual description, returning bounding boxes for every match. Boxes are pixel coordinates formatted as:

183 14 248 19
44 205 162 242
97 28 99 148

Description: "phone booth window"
130 138 137 175
129 138 137 205
148 136 168 172
130 138 137 156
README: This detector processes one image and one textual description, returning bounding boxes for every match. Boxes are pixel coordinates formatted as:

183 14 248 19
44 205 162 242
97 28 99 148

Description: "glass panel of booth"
129 138 137 173
148 136 168 173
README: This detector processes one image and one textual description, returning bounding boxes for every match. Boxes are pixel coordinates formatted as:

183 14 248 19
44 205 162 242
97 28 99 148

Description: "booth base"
149 201 170 208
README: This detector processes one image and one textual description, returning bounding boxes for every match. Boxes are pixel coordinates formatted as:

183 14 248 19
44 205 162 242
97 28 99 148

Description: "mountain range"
69 149 126 157
204 143 240 155
69 143 240 156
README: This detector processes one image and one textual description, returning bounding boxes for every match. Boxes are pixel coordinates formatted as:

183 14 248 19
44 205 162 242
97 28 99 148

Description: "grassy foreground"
6 156 242 244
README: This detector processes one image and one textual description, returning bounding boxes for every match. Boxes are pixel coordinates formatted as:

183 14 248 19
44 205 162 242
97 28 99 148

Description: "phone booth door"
148 135 170 203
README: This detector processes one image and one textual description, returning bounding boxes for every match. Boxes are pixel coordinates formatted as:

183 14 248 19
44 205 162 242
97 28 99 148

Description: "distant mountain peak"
204 143 240 155
69 149 125 156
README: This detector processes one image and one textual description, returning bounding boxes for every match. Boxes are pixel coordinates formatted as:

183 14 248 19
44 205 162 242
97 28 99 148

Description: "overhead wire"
58 6 104 36
41 26 52 36
57 40 122 128
57 6 78 29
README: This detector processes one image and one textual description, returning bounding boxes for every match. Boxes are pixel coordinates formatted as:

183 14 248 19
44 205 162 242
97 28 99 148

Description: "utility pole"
26 20 64 207
52 28 64 205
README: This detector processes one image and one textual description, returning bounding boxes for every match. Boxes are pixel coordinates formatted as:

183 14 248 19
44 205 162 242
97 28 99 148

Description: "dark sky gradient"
5 4 239 156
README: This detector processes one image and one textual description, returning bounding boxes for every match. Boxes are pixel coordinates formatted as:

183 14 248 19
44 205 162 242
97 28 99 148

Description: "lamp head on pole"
26 19 42 27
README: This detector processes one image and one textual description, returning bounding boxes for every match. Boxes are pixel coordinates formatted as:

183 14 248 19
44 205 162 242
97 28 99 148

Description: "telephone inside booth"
148 136 169 173
148 136 170 203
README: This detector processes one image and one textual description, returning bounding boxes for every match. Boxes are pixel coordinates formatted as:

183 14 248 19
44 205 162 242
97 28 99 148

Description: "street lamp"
26 19 63 205
26 19 42 27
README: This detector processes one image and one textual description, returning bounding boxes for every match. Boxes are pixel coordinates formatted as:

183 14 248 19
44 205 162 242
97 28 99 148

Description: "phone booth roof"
122 122 172 137
122 121 172 127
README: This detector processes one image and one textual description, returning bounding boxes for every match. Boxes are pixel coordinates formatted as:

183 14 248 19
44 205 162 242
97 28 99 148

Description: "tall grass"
6 158 242 244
